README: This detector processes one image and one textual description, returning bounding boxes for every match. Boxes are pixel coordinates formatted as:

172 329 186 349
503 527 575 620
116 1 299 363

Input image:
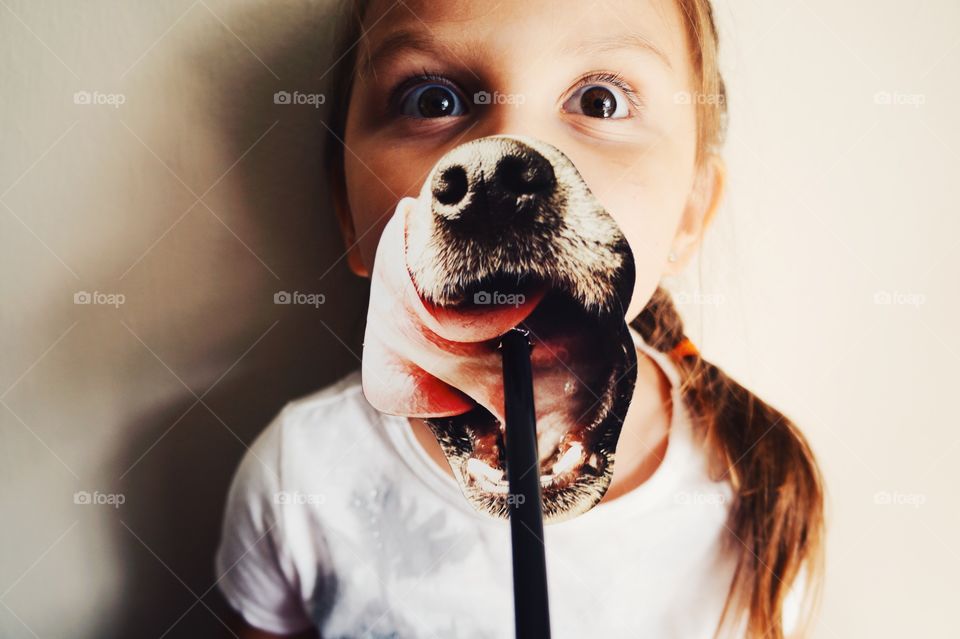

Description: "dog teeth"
467 445 590 495
551 442 584 475
466 458 504 483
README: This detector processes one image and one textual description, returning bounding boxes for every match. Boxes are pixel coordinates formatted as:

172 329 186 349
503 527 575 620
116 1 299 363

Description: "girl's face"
341 0 723 320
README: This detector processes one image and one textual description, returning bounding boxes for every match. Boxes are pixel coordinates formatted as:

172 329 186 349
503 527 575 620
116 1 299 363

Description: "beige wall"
1 1 365 636
1 1 956 637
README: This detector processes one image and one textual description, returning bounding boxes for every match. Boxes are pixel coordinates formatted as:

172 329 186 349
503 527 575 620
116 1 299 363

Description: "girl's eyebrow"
359 27 671 78
361 29 444 77
563 31 672 70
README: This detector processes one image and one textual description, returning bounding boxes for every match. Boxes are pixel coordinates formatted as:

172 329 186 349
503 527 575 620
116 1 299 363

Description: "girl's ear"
664 154 726 276
330 160 370 278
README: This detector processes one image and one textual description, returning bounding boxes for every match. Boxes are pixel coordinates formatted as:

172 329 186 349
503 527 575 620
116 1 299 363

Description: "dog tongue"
415 285 547 343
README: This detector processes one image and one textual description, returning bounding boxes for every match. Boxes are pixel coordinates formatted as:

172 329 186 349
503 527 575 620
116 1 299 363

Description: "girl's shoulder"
264 368 397 469
283 368 366 415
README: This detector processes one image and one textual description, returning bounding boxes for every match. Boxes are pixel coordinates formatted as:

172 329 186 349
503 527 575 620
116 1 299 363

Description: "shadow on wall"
101 4 363 638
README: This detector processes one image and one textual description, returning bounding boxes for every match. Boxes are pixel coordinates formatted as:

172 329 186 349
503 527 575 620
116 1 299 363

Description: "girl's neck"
408 344 674 505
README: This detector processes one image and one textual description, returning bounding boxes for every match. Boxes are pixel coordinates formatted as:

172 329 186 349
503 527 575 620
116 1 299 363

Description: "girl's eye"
399 84 467 118
562 84 632 119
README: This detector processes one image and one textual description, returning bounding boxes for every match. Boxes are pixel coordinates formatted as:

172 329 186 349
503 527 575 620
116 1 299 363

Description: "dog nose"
430 138 556 229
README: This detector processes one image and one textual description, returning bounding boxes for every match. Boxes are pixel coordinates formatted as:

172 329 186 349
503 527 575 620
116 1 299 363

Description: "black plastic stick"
499 327 551 639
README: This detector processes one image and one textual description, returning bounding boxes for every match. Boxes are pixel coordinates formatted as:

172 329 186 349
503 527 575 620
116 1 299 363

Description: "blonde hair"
676 0 728 163
324 2 825 637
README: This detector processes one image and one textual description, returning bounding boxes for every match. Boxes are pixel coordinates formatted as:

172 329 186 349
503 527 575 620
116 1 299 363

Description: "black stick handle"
499 327 551 639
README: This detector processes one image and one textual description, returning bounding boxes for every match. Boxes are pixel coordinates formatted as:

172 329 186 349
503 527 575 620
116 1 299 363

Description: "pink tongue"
416 285 547 343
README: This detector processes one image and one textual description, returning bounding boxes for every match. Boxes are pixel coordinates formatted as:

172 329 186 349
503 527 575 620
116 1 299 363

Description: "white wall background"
1 1 957 637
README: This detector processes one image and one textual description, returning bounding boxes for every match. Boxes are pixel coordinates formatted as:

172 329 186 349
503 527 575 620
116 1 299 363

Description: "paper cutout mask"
361 135 637 523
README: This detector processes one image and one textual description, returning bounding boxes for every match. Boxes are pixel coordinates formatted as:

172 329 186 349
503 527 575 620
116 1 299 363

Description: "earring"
668 250 678 263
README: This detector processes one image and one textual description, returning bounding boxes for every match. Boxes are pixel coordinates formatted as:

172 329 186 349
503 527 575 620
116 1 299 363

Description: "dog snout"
430 138 556 229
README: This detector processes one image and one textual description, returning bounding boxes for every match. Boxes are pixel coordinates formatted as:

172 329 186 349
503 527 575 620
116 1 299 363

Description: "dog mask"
361 135 637 523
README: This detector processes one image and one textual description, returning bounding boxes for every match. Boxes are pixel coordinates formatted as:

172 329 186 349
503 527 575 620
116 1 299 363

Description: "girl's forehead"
359 0 688 75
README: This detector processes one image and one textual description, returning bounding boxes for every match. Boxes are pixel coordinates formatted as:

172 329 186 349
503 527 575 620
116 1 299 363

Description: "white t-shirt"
215 331 801 638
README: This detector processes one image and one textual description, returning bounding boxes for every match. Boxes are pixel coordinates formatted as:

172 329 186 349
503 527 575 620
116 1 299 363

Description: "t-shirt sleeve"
214 407 315 635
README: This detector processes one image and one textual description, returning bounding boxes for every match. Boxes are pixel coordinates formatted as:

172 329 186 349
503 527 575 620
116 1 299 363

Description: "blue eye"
400 84 467 118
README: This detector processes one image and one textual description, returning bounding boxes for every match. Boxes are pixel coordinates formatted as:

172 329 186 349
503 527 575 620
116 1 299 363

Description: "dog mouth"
417 275 635 523
415 272 549 344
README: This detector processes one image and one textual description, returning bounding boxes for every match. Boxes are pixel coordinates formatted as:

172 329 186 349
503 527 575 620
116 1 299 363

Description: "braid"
630 286 687 353
631 286 826 639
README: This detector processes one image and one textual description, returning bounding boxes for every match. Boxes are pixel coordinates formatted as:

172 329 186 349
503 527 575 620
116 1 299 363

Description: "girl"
216 1 825 637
